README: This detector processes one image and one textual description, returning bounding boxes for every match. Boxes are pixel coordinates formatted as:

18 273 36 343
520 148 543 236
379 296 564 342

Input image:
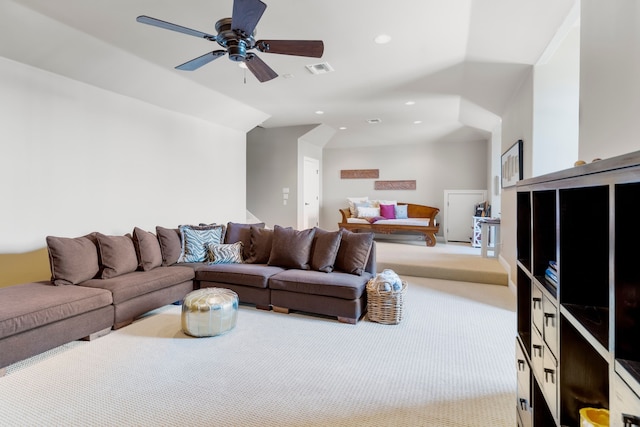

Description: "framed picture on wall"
501 139 523 188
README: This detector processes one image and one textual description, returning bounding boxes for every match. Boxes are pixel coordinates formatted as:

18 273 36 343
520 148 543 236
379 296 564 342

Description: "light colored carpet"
1 276 516 426
375 240 508 286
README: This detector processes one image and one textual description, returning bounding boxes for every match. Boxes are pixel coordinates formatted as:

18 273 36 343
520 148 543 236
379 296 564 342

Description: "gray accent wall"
247 125 316 228
321 139 488 234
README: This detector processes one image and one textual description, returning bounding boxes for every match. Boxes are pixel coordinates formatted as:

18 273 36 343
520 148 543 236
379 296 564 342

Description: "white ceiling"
2 0 576 148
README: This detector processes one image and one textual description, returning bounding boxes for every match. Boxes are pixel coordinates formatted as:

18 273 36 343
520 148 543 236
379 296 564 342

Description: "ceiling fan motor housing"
215 17 255 62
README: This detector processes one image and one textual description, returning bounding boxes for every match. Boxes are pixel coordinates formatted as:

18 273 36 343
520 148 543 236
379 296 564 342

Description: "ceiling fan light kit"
136 0 324 83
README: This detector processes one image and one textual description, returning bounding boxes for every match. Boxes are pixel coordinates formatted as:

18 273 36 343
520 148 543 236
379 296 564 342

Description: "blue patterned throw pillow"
178 224 225 263
207 242 244 264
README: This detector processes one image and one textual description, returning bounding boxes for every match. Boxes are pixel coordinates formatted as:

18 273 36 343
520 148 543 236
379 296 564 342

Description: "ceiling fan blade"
245 53 278 82
136 15 216 41
176 50 227 71
231 0 267 36
256 40 324 58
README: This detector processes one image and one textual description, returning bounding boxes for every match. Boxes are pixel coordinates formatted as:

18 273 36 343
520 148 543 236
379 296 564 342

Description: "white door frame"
302 157 320 229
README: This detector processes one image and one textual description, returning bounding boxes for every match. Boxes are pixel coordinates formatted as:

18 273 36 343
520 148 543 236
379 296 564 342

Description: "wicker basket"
366 277 407 324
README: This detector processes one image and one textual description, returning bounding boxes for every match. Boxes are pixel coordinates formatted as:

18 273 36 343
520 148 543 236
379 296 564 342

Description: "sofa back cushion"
132 227 163 271
46 234 100 285
268 225 316 270
156 226 182 266
96 233 139 279
335 229 374 276
245 226 273 264
310 228 342 273
224 222 265 260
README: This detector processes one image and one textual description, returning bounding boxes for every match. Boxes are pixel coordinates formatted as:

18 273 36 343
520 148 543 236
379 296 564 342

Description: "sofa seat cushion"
0 282 113 339
268 269 373 300
79 266 195 305
195 264 285 289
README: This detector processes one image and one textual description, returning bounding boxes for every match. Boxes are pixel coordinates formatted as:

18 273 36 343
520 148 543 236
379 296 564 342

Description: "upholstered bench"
0 281 114 374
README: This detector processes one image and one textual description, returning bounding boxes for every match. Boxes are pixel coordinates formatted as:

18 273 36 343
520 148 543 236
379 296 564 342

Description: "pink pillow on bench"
380 204 396 219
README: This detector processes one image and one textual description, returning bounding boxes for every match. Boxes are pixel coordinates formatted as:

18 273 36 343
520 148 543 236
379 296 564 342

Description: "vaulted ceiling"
1 0 576 148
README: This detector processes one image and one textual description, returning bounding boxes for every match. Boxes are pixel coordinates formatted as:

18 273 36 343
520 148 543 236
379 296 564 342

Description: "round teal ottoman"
181 288 238 337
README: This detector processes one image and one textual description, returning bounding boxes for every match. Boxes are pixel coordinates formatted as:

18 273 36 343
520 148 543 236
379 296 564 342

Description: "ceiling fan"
136 0 324 83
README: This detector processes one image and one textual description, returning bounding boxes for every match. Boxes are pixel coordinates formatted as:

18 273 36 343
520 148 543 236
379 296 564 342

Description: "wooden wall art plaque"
340 169 379 179
374 180 416 190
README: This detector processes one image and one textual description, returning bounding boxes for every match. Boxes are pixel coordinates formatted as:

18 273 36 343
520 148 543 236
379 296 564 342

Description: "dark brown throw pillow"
156 226 181 266
96 233 139 279
224 222 265 260
132 227 163 271
335 229 374 276
245 226 274 264
268 225 316 270
46 235 100 285
310 228 342 273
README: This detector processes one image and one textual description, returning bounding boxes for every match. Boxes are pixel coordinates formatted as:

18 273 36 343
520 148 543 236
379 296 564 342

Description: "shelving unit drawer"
516 339 532 427
516 339 530 393
543 346 558 420
531 328 545 383
543 293 558 357
613 374 640 426
532 285 543 335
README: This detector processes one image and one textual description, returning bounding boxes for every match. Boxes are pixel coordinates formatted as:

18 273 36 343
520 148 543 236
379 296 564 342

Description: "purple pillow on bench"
380 204 396 219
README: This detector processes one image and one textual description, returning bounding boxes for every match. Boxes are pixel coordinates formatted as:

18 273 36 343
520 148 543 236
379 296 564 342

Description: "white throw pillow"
347 197 369 217
357 206 381 218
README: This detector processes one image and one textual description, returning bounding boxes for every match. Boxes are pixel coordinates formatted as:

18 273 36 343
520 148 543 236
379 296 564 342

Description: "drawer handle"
533 345 543 357
532 297 541 308
519 398 528 410
517 359 525 371
623 414 640 426
544 312 555 327
544 368 555 384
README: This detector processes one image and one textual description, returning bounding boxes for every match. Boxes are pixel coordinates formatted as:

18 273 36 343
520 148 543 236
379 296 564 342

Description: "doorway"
303 157 320 229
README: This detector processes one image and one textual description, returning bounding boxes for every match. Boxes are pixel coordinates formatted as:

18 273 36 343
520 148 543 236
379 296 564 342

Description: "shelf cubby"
532 190 557 295
559 316 609 426
517 266 532 357
615 182 640 384
517 191 532 271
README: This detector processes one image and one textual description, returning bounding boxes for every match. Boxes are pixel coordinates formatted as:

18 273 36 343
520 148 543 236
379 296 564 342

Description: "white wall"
246 125 316 228
533 24 580 175
579 0 640 161
0 56 247 253
500 70 534 282
321 139 488 233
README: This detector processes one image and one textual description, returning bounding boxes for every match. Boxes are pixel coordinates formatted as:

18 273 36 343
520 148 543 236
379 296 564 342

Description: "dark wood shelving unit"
515 150 640 426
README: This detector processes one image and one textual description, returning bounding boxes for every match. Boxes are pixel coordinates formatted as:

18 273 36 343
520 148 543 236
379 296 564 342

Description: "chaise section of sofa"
0 281 114 372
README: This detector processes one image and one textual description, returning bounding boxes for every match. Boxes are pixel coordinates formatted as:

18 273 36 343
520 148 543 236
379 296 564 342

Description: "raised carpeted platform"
375 240 509 286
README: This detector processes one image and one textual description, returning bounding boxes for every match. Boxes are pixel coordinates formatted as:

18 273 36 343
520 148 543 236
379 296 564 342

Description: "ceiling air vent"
305 62 334 75
367 118 382 124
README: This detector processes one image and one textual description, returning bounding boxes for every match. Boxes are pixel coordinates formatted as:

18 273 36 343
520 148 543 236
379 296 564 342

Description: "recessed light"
374 34 391 44
339 126 347 130
405 101 415 106
413 120 422 124
367 118 382 124
315 110 324 115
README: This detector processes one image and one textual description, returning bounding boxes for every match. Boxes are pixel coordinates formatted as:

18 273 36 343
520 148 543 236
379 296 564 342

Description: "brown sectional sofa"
0 222 376 374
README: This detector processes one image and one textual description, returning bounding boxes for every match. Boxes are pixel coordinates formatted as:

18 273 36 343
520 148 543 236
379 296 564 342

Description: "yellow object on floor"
579 407 609 427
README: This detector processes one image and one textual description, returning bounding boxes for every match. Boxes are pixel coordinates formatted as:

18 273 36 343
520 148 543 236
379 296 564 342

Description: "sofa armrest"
339 208 351 224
